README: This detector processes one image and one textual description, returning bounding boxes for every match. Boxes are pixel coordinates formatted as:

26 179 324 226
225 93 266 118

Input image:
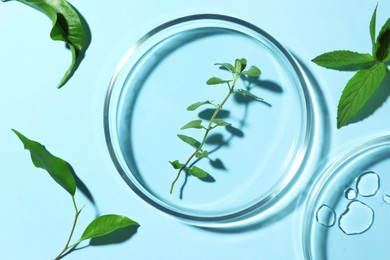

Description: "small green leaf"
214 62 235 73
195 150 209 158
312 50 375 71
12 129 76 196
188 166 208 178
12 0 86 88
78 214 139 243
235 89 264 101
243 66 261 77
370 5 377 49
337 62 387 128
186 100 213 111
206 77 232 85
177 134 200 148
374 18 390 61
180 120 204 130
169 160 183 169
239 58 247 71
234 59 242 73
212 118 232 127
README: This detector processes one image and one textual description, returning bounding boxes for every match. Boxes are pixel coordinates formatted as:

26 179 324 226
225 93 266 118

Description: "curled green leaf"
169 160 183 169
12 129 76 196
235 89 264 101
206 77 232 85
11 0 86 88
186 100 213 111
370 5 377 49
212 118 231 127
243 66 261 77
337 62 387 128
180 120 204 130
188 166 208 178
195 150 209 158
78 214 139 243
214 62 235 73
312 50 375 71
177 134 200 148
374 18 390 61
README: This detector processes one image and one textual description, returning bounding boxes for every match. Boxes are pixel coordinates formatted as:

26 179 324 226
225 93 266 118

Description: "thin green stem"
170 75 239 194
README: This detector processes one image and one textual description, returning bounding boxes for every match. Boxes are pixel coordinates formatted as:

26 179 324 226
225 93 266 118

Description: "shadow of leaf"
89 225 139 246
198 108 230 120
209 158 226 170
225 125 244 137
205 133 224 145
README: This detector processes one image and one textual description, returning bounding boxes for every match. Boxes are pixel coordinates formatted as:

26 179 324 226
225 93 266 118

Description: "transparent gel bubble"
344 188 357 200
338 200 374 235
356 171 380 197
316 204 336 227
383 194 390 204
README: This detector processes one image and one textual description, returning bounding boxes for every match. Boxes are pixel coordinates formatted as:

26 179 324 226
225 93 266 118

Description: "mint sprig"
312 5 390 128
169 58 263 194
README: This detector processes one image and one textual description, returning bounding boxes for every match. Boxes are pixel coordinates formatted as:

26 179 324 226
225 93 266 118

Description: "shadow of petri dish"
303 135 390 260
104 14 324 227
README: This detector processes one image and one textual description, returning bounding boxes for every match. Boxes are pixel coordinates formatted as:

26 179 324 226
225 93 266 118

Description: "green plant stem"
170 75 239 194
54 198 82 260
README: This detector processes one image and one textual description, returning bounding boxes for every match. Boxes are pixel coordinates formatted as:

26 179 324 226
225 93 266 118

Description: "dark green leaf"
177 134 200 148
195 150 209 158
169 160 183 169
214 62 235 73
239 58 247 71
370 5 377 49
180 120 203 130
312 50 375 71
206 77 232 85
188 166 208 178
12 129 76 196
235 89 263 101
78 214 139 243
243 66 261 77
186 100 213 111
13 0 86 88
337 62 387 128
374 18 390 61
212 118 231 127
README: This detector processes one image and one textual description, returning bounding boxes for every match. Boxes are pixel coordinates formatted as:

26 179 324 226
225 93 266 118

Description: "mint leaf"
12 129 76 196
169 160 183 169
177 134 200 148
312 50 375 71
235 89 263 101
370 5 377 49
180 120 204 130
243 66 261 77
337 63 387 128
195 150 209 158
374 18 390 61
214 62 235 73
187 100 213 111
212 118 231 127
189 166 208 178
206 77 232 85
78 214 139 243
10 0 86 88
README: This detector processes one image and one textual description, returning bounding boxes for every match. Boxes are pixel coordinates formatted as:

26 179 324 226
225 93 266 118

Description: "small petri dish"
303 135 390 260
104 14 320 226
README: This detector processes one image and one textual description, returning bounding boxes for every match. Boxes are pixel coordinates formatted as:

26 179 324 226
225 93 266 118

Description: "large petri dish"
104 14 319 226
303 135 390 260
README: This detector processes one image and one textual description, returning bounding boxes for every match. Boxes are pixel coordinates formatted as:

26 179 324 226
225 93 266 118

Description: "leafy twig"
169 58 263 194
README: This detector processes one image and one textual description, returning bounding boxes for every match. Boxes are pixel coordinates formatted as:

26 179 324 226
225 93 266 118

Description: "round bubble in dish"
303 136 390 260
105 14 320 226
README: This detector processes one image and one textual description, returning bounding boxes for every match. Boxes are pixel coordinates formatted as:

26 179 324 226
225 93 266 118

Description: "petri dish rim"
104 14 316 226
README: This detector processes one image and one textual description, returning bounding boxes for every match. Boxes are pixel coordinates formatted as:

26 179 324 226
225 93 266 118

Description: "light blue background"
1 0 389 259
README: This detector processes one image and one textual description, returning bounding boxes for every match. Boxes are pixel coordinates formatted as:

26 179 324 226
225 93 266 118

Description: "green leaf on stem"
177 134 200 148
243 66 261 77
77 214 139 243
312 50 375 71
12 129 76 196
214 62 235 73
206 77 232 85
12 0 86 88
169 160 183 169
235 89 263 101
180 120 203 130
189 166 208 178
212 118 231 127
370 5 377 49
195 150 209 158
374 18 390 61
337 62 387 128
187 100 213 111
